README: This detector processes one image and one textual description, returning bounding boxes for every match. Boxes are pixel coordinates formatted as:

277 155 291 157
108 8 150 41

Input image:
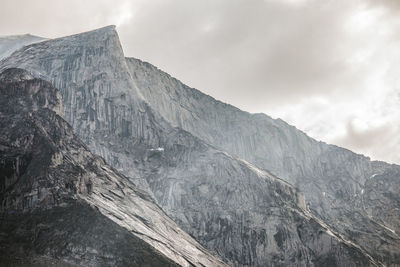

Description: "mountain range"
0 26 398 266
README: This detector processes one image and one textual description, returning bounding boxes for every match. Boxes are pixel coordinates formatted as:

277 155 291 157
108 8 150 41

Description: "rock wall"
127 56 400 265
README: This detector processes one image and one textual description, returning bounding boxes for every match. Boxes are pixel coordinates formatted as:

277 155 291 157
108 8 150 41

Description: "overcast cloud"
1 0 399 163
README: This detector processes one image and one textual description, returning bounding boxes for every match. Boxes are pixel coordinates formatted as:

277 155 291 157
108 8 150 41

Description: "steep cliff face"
1 26 168 193
0 68 226 267
0 27 382 266
126 56 400 265
364 162 400 235
0 34 45 60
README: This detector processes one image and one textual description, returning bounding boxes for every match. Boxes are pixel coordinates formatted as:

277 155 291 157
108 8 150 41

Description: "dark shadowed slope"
0 27 382 266
0 68 226 267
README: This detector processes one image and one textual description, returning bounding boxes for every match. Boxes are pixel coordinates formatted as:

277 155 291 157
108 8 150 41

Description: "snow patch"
150 147 164 152
325 229 336 237
370 173 378 179
379 223 397 235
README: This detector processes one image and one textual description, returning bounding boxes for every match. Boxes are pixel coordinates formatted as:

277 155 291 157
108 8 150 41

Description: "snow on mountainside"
0 26 392 266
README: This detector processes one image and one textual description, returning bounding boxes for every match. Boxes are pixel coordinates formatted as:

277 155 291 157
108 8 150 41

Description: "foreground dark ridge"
0 68 226 266
0 26 384 266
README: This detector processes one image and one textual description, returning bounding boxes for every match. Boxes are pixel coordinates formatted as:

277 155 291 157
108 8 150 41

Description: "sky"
1 0 399 163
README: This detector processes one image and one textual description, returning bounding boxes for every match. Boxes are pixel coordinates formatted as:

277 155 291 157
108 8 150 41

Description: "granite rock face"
0 27 387 266
126 57 400 265
1 26 166 194
0 68 226 267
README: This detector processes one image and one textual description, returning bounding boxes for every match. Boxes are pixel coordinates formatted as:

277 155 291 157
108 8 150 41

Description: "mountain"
0 34 45 60
125 57 400 265
0 68 226 266
0 26 388 266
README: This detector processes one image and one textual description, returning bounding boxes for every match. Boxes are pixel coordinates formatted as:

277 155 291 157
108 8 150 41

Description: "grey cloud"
0 0 122 37
118 0 378 110
335 120 392 150
333 119 400 163
365 0 400 11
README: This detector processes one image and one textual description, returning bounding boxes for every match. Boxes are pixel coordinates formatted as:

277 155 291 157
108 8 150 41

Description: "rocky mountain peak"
1 24 125 76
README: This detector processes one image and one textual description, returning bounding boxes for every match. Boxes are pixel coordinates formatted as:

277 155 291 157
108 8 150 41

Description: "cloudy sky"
1 0 399 163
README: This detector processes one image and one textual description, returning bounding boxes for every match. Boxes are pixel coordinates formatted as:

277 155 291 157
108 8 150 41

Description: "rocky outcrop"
0 27 384 266
126 56 400 265
0 68 226 267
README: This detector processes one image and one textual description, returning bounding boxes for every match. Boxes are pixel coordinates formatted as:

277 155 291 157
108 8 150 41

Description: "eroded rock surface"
0 68 226 267
126 56 400 266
